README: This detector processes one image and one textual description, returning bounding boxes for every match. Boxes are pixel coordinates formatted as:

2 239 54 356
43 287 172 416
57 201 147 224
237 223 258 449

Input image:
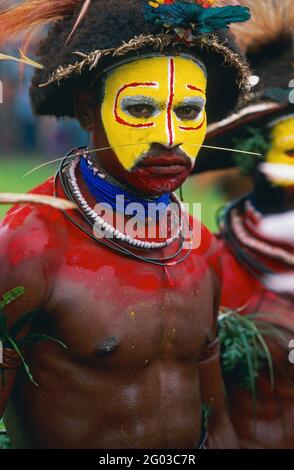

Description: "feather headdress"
229 0 294 53
201 1 294 172
144 0 250 37
0 0 250 121
0 0 92 47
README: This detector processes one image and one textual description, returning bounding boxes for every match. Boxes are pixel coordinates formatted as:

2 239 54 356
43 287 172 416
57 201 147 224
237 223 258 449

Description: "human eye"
175 104 202 121
124 103 156 119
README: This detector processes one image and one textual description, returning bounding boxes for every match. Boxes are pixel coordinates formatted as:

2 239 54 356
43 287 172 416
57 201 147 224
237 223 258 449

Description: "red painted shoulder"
217 236 263 311
0 177 67 268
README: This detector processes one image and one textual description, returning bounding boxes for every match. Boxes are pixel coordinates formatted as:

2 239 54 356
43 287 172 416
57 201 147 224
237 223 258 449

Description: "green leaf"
20 333 67 350
6 337 38 387
201 403 213 433
9 310 39 339
218 309 280 416
0 432 11 449
0 287 25 310
0 314 7 334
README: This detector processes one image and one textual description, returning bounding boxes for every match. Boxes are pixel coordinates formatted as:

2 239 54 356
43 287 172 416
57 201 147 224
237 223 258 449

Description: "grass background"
0 157 53 218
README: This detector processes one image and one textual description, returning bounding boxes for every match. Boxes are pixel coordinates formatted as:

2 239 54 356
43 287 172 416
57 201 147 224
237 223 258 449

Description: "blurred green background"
0 157 53 218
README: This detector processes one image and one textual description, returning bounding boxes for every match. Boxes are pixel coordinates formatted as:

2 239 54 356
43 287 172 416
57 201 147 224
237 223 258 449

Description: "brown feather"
227 0 294 53
66 0 92 45
0 0 79 47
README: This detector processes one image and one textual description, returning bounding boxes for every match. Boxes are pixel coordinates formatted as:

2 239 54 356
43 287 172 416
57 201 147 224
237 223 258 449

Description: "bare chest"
43 240 216 368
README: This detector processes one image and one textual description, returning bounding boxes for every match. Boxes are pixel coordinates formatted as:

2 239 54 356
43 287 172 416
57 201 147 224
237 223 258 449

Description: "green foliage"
201 402 213 433
233 127 270 176
0 432 11 450
0 287 67 387
0 287 25 311
0 421 10 450
218 308 282 411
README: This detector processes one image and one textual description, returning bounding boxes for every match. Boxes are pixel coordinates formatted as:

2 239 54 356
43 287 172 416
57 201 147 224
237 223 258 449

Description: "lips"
138 154 191 176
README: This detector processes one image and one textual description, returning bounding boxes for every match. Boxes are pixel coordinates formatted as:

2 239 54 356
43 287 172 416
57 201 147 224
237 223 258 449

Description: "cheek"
101 103 153 170
178 114 207 159
266 147 289 164
268 153 294 166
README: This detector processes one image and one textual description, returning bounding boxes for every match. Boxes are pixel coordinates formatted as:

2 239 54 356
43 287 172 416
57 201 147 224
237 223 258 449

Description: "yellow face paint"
266 117 294 186
101 56 207 171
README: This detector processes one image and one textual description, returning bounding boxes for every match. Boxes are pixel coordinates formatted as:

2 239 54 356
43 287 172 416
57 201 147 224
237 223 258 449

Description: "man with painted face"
79 55 208 196
0 0 250 449
201 0 294 449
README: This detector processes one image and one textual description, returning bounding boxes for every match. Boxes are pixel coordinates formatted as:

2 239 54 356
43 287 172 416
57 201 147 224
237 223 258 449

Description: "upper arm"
0 205 51 328
196 228 238 447
0 204 51 415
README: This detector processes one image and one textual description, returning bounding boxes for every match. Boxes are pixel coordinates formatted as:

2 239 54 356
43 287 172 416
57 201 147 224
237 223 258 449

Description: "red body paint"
219 212 294 449
0 177 224 448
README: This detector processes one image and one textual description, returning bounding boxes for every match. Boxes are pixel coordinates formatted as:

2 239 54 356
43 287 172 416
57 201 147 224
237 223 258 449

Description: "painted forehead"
104 55 207 92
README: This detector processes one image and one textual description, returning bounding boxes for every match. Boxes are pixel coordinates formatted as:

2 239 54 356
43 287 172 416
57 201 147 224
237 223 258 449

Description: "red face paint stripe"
187 84 205 95
114 82 157 128
167 58 175 147
179 115 206 131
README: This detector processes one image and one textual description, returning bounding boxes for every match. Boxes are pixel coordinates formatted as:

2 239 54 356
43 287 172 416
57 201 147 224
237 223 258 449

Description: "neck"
61 154 184 253
80 156 172 222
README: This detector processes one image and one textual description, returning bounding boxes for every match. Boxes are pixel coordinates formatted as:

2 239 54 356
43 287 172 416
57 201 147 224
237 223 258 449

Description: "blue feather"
144 2 250 34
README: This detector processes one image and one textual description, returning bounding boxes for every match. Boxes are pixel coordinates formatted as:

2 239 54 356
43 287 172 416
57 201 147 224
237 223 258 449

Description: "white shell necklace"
66 157 183 250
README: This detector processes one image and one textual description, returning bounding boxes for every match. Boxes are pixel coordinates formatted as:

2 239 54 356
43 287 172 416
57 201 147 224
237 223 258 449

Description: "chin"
126 168 191 196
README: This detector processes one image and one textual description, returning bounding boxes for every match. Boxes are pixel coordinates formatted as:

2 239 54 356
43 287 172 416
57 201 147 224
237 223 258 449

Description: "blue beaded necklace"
80 156 171 221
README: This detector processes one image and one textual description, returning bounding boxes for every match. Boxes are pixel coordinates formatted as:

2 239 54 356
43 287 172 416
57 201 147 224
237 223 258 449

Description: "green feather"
144 2 251 34
233 126 270 176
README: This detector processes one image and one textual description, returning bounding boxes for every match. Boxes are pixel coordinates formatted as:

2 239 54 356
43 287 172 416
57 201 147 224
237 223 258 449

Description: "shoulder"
217 236 262 310
0 178 68 314
1 177 68 259
0 178 68 291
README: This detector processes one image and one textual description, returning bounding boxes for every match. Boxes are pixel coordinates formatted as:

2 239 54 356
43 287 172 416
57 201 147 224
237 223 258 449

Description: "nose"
151 143 183 154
